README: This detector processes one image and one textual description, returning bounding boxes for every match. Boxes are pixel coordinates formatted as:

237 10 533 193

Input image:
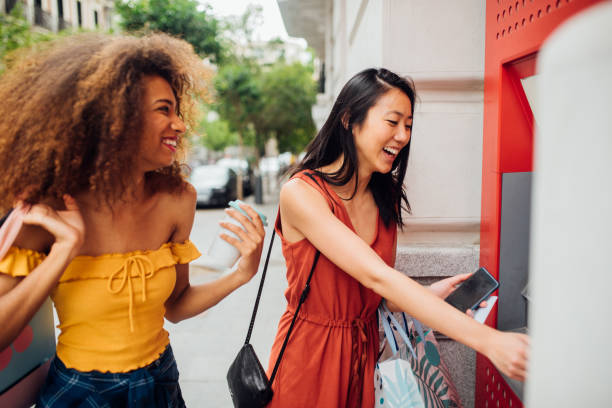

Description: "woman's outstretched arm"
164 185 265 323
280 179 529 381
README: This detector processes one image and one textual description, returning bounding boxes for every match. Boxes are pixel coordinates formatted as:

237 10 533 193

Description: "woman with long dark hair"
266 68 528 407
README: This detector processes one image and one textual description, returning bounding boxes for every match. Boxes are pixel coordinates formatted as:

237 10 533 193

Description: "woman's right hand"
484 330 530 381
20 195 85 258
219 203 266 285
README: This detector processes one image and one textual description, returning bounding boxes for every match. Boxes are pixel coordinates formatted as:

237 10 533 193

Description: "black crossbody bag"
227 173 326 408
226 228 320 407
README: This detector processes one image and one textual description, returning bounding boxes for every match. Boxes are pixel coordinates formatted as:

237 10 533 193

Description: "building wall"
331 0 346 96
68 0 112 30
325 0 485 231
2 0 114 32
347 0 382 79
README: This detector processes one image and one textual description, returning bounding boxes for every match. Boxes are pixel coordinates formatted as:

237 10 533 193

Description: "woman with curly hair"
0 33 265 407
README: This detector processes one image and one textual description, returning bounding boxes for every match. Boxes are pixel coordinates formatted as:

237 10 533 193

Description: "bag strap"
378 299 425 354
379 301 417 359
244 227 277 345
269 171 329 384
242 223 321 381
243 219 321 386
269 248 320 384
243 171 329 386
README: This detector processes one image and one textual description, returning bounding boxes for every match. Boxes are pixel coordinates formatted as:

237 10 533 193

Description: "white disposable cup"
204 200 267 271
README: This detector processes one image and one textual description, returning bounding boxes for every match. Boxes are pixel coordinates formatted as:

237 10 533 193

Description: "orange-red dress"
267 171 397 408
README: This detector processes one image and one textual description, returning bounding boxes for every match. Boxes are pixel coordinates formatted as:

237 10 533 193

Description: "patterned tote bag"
375 304 425 408
377 302 463 408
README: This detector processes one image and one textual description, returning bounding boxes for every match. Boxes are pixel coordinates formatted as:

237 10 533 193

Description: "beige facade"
2 0 114 32
279 0 485 241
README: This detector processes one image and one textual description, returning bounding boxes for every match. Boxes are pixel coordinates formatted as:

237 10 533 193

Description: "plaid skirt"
36 345 185 408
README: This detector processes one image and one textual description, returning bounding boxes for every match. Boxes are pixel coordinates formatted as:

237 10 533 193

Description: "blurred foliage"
211 6 317 156
213 61 262 148
1 0 318 157
0 5 59 73
257 62 317 154
198 115 238 152
0 6 31 57
115 1 318 156
213 60 317 156
114 0 225 62
219 4 263 58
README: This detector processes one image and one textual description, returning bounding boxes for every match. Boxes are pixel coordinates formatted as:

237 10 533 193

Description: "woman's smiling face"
137 75 186 173
351 87 413 176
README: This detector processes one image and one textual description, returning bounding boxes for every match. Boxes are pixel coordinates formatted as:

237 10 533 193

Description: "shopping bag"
375 304 425 408
0 208 56 407
377 302 463 408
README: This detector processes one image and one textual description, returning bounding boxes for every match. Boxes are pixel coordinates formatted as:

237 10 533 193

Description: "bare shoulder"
281 177 318 201
158 182 196 212
159 182 196 242
280 178 331 220
177 182 197 208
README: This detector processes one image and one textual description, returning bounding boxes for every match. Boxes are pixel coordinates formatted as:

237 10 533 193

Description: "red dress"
267 171 397 408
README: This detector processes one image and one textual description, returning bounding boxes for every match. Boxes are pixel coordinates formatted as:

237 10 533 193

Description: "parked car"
190 165 238 208
216 157 254 196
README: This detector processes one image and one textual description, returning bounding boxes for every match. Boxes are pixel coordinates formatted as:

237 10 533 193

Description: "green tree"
198 116 238 152
195 5 317 158
114 0 224 62
257 62 317 154
213 61 262 154
0 5 61 73
0 7 31 60
220 4 263 60
214 59 317 157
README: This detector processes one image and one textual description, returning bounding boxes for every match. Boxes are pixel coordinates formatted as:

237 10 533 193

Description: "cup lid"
228 200 268 226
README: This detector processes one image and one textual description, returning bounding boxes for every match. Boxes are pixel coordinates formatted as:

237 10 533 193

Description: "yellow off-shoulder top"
0 241 201 373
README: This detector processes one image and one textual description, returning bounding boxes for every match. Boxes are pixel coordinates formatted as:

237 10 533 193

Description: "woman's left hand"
428 273 487 316
219 203 266 285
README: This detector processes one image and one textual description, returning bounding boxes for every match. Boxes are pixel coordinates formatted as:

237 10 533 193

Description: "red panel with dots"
478 1 604 407
476 353 522 408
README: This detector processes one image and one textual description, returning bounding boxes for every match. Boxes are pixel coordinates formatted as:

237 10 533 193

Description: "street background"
168 195 286 407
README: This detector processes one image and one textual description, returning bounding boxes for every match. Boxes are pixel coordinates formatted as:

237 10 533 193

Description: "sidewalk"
168 191 285 407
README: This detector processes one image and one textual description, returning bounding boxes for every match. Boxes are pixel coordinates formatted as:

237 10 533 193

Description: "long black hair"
294 68 416 228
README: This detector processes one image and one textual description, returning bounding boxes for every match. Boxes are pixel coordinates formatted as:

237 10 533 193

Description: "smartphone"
444 267 499 312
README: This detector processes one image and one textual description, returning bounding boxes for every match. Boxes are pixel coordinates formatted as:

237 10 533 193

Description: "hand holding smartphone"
444 267 499 312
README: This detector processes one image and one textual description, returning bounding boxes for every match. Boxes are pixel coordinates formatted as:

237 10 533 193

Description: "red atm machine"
476 0 603 407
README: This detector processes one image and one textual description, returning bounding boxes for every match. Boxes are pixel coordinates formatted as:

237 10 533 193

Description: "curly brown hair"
0 32 211 211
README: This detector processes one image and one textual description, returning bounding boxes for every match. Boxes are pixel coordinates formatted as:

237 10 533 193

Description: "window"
5 0 18 13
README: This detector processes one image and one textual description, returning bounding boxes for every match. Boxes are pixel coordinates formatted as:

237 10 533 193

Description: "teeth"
163 139 177 147
383 147 398 155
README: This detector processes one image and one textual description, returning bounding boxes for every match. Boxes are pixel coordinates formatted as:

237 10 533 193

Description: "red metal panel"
478 1 603 407
500 57 535 172
475 354 522 408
